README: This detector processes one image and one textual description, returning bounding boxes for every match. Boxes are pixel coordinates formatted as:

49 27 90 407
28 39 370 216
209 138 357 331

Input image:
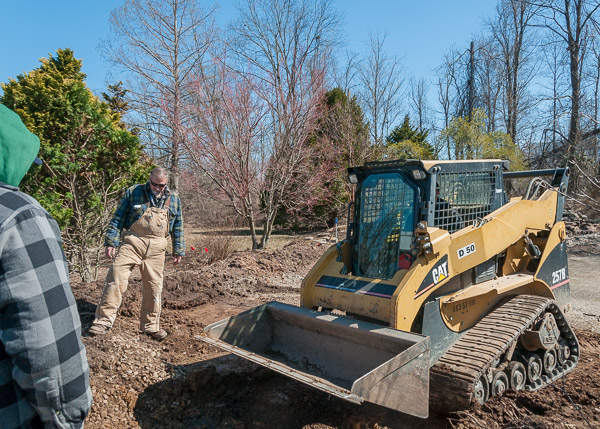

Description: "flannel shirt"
104 183 185 256
0 183 92 429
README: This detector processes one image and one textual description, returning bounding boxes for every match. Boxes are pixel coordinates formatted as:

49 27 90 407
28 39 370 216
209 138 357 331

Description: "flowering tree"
184 47 335 247
182 0 339 248
184 57 267 249
227 0 340 247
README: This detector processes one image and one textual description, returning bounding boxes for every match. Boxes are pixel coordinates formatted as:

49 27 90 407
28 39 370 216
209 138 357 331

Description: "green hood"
0 103 40 187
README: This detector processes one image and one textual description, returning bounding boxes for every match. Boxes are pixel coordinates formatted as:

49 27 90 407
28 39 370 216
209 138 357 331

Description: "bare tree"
408 76 431 133
531 30 570 167
333 49 360 95
228 0 340 248
537 0 600 162
184 56 267 249
474 37 503 133
435 48 464 158
102 0 216 190
358 32 404 146
331 52 374 165
490 0 539 145
589 37 600 162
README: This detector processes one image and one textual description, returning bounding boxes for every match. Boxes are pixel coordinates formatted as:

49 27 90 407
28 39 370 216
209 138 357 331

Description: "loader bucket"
200 302 431 418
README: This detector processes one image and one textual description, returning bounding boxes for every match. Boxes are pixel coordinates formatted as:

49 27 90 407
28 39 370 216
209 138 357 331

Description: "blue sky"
1 1 497 97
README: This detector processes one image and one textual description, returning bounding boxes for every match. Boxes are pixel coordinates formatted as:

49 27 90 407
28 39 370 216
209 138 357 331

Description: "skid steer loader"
200 159 578 418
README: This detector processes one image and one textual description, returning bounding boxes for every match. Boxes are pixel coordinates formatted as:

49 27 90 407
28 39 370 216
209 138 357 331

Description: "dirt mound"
73 237 600 428
564 211 600 255
161 239 327 310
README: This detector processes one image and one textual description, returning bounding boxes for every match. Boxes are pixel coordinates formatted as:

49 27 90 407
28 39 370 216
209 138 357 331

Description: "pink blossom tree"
184 56 267 249
228 0 340 248
184 0 340 249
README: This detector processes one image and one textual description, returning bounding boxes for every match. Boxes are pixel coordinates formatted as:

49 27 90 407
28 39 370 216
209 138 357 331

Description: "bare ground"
74 232 600 429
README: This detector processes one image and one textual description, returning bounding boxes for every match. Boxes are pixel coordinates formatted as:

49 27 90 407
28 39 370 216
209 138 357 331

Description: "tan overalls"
94 203 170 334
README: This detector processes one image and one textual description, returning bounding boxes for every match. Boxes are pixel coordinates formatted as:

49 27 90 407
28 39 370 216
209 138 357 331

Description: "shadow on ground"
77 298 98 331
132 355 446 429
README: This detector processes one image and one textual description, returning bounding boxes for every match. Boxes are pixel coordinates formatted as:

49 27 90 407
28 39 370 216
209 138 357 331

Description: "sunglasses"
150 180 167 189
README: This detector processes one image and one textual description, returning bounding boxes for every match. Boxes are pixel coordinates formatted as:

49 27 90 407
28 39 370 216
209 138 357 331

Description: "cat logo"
414 255 449 299
432 261 448 285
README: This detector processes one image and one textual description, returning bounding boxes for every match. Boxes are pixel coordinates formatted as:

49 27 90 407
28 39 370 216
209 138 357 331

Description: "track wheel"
507 361 526 390
525 353 542 383
472 375 489 404
491 370 509 397
543 349 557 374
557 341 571 365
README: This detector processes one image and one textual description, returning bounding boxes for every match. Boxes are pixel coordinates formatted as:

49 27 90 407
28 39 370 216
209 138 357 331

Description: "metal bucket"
200 301 431 418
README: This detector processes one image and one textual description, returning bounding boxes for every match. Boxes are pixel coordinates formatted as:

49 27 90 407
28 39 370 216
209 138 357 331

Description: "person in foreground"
89 167 184 341
0 104 92 428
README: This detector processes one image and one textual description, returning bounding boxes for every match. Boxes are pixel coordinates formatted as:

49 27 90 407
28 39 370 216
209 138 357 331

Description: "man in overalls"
89 167 184 341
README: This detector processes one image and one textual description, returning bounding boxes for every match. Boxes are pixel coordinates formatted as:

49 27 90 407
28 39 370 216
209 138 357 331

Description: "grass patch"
184 227 301 253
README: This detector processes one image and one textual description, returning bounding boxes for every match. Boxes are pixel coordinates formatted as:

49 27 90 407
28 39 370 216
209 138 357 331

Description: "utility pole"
467 41 475 120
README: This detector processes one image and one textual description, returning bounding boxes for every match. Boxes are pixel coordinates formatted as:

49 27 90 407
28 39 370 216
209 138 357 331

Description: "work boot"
145 329 168 342
88 324 110 336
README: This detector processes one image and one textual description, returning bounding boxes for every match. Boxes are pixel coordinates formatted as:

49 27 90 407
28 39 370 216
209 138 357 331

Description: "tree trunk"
567 32 581 163
249 218 260 250
260 210 276 250
594 54 600 167
170 138 180 191
171 82 181 191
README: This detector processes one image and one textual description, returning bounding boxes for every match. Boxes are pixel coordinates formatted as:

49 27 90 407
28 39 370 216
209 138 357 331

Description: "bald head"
150 167 168 180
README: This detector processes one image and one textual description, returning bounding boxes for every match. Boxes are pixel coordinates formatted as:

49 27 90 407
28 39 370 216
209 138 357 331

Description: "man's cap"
0 104 41 186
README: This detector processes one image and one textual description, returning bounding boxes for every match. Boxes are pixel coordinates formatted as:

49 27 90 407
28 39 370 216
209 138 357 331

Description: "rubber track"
429 295 580 413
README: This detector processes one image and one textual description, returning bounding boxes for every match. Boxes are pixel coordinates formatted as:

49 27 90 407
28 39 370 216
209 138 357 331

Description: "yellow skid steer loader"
200 159 578 418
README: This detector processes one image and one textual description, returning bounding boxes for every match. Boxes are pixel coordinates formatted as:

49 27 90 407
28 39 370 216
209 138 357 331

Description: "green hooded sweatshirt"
0 104 40 187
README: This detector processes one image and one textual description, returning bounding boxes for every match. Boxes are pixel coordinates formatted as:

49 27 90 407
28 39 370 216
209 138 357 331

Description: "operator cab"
347 159 508 280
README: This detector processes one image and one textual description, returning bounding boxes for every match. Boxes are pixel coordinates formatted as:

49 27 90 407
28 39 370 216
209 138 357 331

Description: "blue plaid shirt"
104 183 185 256
0 183 92 428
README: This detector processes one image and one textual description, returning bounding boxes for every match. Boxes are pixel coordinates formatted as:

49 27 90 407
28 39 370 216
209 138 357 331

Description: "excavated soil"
74 233 600 429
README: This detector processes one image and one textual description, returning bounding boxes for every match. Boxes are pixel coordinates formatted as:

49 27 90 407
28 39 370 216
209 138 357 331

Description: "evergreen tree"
1 49 151 282
102 81 129 117
385 114 435 159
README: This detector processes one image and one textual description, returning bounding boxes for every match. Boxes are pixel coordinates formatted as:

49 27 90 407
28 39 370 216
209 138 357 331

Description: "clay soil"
74 234 600 429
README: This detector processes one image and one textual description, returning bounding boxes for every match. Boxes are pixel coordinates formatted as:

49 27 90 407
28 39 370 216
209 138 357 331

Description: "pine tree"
1 48 151 282
385 114 434 159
